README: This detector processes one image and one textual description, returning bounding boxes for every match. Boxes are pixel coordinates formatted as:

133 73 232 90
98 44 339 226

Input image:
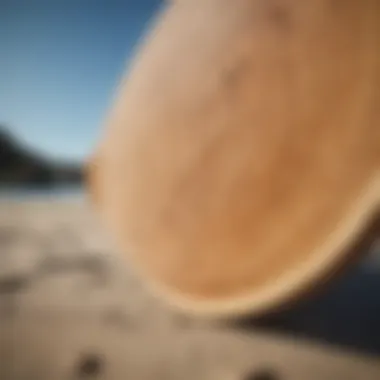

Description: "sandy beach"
0 196 379 379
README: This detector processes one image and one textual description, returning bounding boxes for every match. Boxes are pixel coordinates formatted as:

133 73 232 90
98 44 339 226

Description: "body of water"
0 184 85 201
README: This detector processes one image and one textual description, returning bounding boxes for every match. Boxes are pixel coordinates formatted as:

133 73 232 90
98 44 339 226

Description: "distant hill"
0 126 84 187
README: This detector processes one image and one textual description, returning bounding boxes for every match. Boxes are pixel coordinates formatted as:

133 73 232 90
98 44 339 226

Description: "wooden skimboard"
87 0 380 319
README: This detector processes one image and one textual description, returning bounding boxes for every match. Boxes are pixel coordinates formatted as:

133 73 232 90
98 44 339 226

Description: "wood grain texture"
89 0 380 318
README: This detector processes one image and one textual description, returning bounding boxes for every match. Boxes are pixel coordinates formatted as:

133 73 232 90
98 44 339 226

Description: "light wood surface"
89 0 380 318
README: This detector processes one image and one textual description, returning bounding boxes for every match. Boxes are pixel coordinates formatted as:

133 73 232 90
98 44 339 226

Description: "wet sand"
0 197 379 379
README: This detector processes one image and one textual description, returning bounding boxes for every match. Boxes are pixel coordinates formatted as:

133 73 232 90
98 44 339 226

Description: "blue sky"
0 0 163 162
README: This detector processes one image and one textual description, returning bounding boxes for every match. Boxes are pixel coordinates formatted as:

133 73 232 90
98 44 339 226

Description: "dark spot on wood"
76 354 103 377
223 59 250 90
243 368 280 380
266 2 292 33
328 0 351 15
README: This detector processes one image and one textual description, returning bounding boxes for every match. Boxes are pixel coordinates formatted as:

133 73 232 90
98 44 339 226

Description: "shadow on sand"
236 261 380 356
